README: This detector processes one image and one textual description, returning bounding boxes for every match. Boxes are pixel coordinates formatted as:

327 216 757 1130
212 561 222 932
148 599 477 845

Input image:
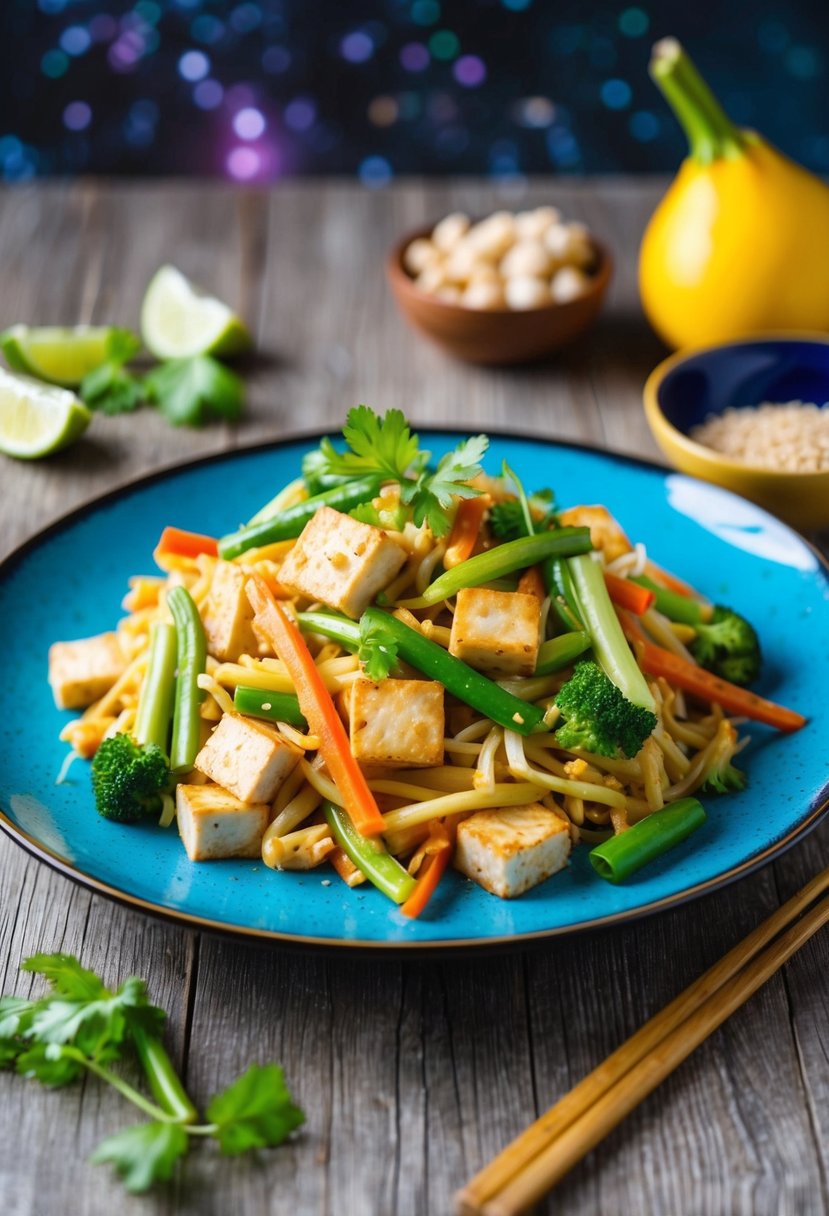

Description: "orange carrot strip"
604 571 655 616
617 612 806 733
401 840 452 919
518 565 546 600
246 575 387 835
444 495 491 568
155 526 219 561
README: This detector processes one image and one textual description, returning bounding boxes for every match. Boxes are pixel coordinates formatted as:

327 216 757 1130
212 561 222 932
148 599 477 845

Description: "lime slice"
140 265 251 360
0 325 138 386
0 368 92 459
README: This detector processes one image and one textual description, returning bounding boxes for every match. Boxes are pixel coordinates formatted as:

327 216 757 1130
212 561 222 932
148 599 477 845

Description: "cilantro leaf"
81 361 144 416
21 953 108 1001
16 1042 84 1087
349 501 407 531
206 1063 305 1156
0 995 35 1038
105 328 142 365
90 1121 189 1193
358 614 399 681
405 434 489 537
306 407 425 483
27 975 165 1059
145 356 244 427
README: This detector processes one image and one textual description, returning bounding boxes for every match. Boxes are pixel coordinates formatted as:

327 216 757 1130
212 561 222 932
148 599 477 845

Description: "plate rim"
2 425 828 952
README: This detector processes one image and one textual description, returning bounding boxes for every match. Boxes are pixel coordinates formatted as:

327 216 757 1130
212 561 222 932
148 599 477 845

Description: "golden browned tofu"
48 632 127 710
557 505 632 563
350 677 444 768
449 587 541 678
277 506 407 619
201 560 259 662
194 712 301 804
176 783 269 861
454 804 571 898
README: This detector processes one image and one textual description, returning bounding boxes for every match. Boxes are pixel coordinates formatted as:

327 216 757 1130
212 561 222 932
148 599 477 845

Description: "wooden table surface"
1 179 828 1216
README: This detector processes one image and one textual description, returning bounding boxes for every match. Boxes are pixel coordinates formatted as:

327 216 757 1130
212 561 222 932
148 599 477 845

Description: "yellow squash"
639 39 829 349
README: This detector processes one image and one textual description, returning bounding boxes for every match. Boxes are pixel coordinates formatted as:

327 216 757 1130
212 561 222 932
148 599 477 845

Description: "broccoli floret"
91 733 170 824
699 760 747 796
698 718 748 795
690 605 761 687
554 661 657 759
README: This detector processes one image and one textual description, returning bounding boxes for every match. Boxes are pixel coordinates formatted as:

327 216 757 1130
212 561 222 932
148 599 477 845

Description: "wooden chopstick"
456 867 829 1216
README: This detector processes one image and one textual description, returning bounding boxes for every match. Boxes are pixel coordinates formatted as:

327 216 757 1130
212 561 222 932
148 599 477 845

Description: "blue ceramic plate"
1 432 827 950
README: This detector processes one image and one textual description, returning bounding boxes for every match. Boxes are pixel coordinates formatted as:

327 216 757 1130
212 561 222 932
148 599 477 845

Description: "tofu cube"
449 588 541 678
201 560 259 662
277 506 407 619
350 677 444 768
454 803 571 898
176 783 268 861
48 632 127 710
194 712 301 804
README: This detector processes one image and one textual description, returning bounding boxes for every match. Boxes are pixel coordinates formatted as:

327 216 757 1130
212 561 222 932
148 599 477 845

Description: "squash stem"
650 38 744 164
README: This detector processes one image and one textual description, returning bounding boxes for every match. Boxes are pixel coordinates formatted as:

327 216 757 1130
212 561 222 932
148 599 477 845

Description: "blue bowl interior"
657 339 829 434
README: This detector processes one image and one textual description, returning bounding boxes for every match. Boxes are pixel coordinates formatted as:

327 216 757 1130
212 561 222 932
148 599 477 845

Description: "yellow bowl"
644 336 829 532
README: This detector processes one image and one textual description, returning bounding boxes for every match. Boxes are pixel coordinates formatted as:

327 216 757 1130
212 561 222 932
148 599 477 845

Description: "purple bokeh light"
193 80 224 110
453 54 486 86
340 31 374 63
400 42 430 72
233 107 267 140
63 101 92 132
284 99 316 132
178 50 210 82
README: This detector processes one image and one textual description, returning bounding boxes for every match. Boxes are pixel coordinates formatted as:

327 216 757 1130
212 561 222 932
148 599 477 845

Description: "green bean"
361 607 548 735
323 801 416 904
217 474 382 560
296 611 361 651
631 575 711 626
419 527 592 605
233 685 307 729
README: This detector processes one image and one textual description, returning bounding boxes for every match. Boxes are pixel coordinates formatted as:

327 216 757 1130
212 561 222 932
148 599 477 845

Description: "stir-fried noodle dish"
49 410 806 918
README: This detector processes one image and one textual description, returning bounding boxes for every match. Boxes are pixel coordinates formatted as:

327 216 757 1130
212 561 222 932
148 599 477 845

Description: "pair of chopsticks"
456 865 829 1216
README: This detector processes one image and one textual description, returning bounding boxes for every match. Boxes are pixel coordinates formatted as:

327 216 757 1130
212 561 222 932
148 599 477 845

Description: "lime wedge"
0 368 92 459
140 265 251 360
0 325 138 386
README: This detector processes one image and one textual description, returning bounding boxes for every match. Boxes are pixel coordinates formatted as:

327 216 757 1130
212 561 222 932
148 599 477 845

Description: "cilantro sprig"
1 953 303 1193
358 613 399 681
303 407 489 537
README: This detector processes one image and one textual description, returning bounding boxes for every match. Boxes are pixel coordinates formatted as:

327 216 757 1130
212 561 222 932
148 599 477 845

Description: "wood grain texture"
0 180 827 1216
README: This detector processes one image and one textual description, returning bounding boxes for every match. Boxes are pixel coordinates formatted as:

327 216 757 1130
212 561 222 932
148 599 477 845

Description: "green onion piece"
233 685 307 729
296 611 361 651
631 575 710 626
167 586 207 774
133 621 177 753
542 556 584 632
323 800 416 904
567 553 656 712
217 474 383 560
535 630 591 675
361 607 548 735
419 527 592 605
589 797 707 883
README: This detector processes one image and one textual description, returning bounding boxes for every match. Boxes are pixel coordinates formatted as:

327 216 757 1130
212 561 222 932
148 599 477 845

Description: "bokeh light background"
2 0 828 184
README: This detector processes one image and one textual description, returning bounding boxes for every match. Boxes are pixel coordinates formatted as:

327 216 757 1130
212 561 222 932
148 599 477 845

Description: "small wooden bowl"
386 225 613 365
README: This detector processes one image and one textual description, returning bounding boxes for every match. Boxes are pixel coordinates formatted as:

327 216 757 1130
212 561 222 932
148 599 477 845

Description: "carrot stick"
444 495 490 568
155 526 219 561
604 572 655 616
329 845 366 888
618 612 806 733
401 840 452 919
246 575 387 835
518 565 546 600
